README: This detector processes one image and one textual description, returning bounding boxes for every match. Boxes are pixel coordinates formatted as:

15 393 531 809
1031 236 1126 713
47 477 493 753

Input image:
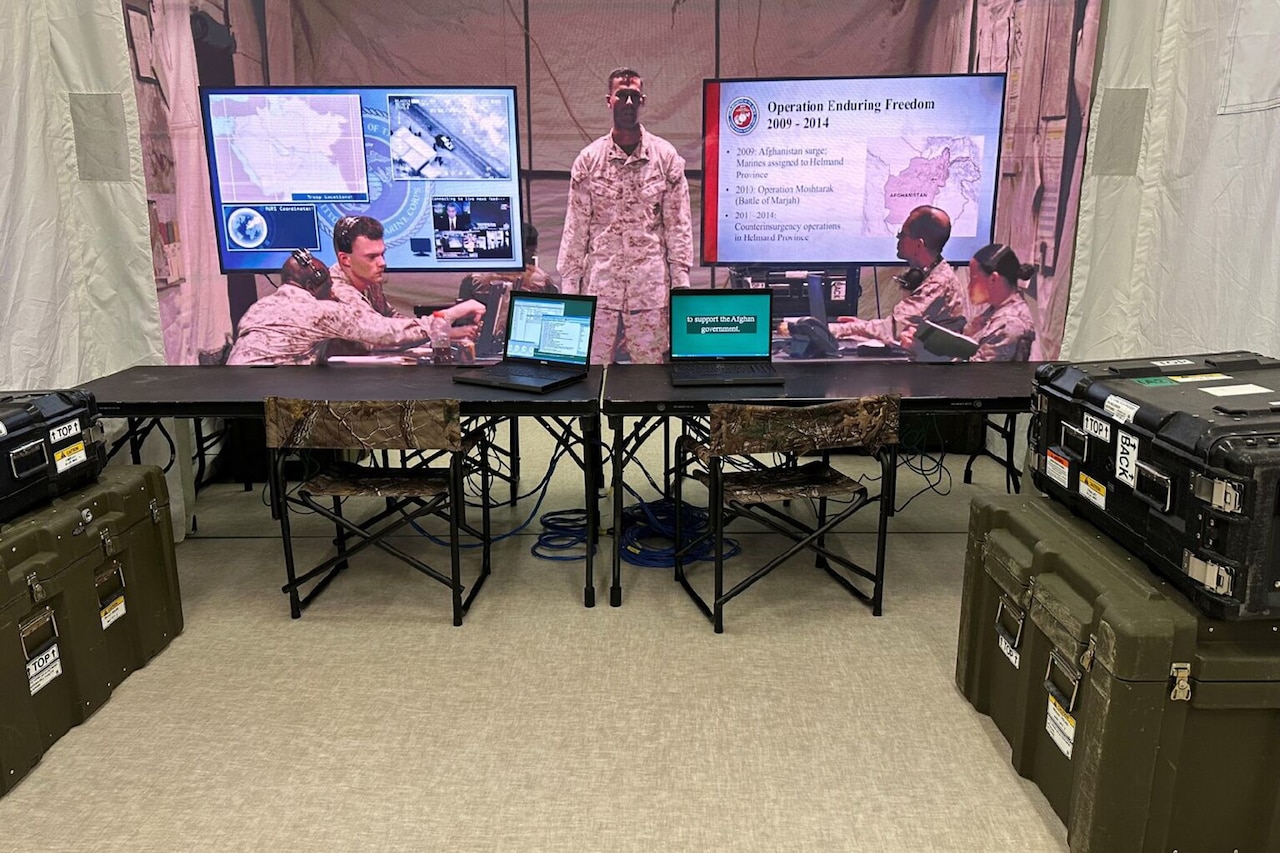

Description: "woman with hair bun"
962 243 1038 362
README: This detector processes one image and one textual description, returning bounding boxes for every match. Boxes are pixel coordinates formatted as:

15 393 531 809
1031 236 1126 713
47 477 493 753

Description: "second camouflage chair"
673 395 900 632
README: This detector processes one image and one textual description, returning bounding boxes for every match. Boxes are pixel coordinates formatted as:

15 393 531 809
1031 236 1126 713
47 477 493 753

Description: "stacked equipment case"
1031 351 1280 620
0 465 180 796
0 391 107 524
958 492 1280 853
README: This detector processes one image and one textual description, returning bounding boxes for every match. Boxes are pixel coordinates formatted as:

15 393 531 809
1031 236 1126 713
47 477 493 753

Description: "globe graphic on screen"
227 208 268 249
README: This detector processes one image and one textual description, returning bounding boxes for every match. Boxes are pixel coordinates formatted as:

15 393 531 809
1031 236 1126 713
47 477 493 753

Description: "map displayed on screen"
201 85 525 274
702 74 1006 266
864 135 984 237
208 94 370 204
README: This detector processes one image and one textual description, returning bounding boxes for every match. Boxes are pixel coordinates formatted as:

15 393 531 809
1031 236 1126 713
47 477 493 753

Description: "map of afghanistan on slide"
862 136 985 238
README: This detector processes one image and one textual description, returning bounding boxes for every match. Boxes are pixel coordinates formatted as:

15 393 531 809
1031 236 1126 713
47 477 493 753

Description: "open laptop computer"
668 289 784 386
452 291 595 393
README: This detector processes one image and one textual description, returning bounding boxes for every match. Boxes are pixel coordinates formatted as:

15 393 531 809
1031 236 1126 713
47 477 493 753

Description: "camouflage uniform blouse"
327 264 399 317
226 286 431 366
828 261 964 344
557 126 693 311
963 290 1036 362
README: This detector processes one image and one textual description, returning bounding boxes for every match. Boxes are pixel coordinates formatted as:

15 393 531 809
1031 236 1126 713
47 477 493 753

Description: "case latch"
149 498 160 524
1079 635 1097 672
1170 662 1192 702
1182 552 1235 596
25 571 46 604
99 526 115 556
1191 473 1244 514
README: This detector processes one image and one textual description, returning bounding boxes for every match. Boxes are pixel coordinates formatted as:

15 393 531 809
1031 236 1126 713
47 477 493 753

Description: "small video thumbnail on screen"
430 197 514 260
387 93 512 181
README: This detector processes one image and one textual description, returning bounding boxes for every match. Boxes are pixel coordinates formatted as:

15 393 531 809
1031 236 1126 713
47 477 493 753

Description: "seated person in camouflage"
459 222 558 302
946 243 1037 362
774 206 964 350
227 250 484 366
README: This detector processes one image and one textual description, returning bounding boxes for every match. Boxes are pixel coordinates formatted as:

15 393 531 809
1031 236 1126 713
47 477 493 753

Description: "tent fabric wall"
151 0 235 366
1066 0 1280 359
0 0 161 389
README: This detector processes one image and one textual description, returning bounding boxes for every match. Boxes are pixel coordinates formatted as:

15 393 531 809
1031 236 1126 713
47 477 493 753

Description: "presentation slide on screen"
670 292 773 358
703 74 1006 266
201 86 524 274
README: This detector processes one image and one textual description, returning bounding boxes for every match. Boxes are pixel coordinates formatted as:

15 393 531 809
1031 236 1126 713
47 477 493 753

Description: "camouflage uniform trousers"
593 306 669 364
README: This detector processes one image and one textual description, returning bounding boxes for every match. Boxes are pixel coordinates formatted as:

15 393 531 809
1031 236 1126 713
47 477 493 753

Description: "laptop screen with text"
669 290 774 361
504 292 593 366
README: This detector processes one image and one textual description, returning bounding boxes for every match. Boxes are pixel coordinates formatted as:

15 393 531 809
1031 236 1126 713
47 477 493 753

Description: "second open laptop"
452 291 596 393
668 289 783 386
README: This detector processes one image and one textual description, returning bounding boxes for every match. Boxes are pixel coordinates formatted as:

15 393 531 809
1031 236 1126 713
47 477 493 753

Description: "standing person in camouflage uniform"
557 67 693 364
955 243 1037 362
228 250 484 365
827 205 964 346
328 215 400 317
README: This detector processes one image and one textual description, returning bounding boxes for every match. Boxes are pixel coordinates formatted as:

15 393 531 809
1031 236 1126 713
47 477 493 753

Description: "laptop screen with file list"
504 292 593 366
669 289 774 361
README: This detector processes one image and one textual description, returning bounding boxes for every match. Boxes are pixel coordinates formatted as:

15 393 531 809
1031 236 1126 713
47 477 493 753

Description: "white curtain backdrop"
1066 0 1280 359
0 0 161 389
151 0 233 364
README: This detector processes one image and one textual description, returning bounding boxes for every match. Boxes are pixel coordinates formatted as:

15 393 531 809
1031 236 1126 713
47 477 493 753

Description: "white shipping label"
1151 358 1195 367
1201 383 1274 397
1115 431 1139 488
1079 473 1107 510
1045 449 1071 489
1103 394 1140 424
54 441 87 473
998 635 1021 669
1081 412 1111 442
49 418 81 444
1046 695 1076 759
27 643 63 696
100 595 126 630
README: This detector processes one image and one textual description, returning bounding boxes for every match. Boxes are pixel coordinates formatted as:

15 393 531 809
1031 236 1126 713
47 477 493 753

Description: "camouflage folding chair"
263 398 492 625
673 395 900 633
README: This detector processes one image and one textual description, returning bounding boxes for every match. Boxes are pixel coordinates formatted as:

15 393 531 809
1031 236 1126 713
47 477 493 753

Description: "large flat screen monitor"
702 74 1006 267
200 85 524 274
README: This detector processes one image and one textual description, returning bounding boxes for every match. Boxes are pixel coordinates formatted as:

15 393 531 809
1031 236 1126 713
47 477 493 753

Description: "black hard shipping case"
959 492 1280 853
0 465 180 797
1031 351 1280 619
0 390 106 524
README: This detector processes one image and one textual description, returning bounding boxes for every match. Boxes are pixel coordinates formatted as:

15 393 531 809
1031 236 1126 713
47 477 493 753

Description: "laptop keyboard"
486 363 572 381
671 362 776 376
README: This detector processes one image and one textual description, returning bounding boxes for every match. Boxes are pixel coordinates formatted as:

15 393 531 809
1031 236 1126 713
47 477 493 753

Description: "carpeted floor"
0 425 1067 852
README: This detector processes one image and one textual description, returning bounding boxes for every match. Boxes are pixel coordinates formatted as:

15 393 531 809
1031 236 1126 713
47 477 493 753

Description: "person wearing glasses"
826 205 964 346
557 67 693 364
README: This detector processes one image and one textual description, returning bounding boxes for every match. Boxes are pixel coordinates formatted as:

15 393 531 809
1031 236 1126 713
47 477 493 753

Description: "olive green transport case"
0 465 181 796
958 492 1280 853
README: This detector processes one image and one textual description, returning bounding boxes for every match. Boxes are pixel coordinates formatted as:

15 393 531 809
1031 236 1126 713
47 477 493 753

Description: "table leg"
582 414 598 608
610 417 625 607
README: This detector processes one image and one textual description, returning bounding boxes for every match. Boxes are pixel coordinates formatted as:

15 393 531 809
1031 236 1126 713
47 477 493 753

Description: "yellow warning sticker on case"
1079 473 1106 510
54 441 87 473
100 595 126 630
1046 694 1076 759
